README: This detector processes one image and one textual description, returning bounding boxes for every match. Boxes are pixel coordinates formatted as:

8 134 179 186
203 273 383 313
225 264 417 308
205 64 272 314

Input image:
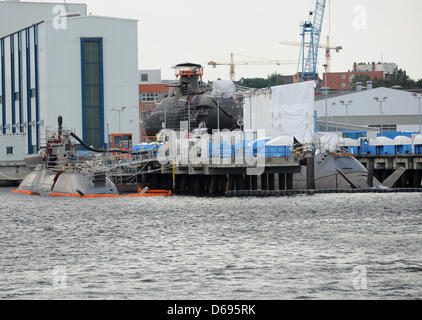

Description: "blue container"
378 132 419 139
376 145 395 155
265 146 291 157
395 145 413 155
415 145 422 155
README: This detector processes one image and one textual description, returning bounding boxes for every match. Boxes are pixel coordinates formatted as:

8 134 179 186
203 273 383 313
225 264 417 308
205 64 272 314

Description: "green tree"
351 68 419 90
240 73 285 89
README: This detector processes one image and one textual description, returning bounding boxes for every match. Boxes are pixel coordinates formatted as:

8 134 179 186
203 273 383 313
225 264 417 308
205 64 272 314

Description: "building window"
141 74 149 82
341 74 346 80
81 38 104 148
369 125 397 132
140 92 160 102
6 146 14 155
341 83 346 89
349 74 355 81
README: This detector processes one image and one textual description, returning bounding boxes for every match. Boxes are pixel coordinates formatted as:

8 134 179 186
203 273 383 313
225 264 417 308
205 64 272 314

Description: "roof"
315 87 414 102
43 14 138 23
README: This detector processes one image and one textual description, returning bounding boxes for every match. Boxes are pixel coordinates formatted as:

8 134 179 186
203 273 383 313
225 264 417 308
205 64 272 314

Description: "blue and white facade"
0 11 139 161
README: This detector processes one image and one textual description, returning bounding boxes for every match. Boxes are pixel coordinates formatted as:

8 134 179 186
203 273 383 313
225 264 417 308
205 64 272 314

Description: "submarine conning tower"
175 63 204 95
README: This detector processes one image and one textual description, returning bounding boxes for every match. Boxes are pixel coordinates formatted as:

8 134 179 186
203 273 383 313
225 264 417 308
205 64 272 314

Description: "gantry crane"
279 35 342 73
297 0 328 81
208 53 296 82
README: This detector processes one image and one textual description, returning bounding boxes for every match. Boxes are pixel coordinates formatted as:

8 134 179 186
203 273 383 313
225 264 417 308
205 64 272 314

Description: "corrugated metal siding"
0 134 27 161
0 2 87 38
43 16 139 144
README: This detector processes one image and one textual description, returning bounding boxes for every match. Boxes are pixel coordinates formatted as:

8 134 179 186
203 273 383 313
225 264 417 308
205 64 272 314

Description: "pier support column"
220 175 228 195
261 174 268 191
413 170 422 188
245 175 251 191
235 175 245 191
279 173 286 191
180 175 188 195
286 173 293 190
268 174 275 191
194 176 204 196
367 159 374 188
251 175 258 191
208 175 217 196
306 156 315 190
228 175 235 192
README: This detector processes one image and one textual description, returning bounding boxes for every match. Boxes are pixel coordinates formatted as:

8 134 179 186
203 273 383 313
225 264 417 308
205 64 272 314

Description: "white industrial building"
0 1 88 38
315 87 422 134
0 1 139 162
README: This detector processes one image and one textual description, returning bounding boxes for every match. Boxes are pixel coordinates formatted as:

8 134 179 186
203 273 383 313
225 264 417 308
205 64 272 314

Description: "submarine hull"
293 153 382 190
18 168 119 196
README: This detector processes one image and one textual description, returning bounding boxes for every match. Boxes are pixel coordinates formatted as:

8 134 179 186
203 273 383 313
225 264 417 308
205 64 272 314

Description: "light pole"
413 93 422 133
323 64 329 132
111 106 126 133
339 100 353 131
374 96 388 135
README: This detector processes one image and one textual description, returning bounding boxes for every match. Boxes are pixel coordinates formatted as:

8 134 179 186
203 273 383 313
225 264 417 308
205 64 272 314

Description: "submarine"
144 63 244 136
17 116 119 196
293 152 382 190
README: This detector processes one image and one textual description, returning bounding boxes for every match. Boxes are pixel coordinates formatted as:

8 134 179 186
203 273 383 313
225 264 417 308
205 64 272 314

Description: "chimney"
353 62 357 72
367 81 373 90
372 62 376 72
356 82 363 91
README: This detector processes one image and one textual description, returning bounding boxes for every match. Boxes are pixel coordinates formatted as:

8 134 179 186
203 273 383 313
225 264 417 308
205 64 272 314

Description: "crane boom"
208 53 296 81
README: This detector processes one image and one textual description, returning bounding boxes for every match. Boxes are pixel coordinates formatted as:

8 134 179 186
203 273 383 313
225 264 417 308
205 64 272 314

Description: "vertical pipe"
18 32 23 133
1 38 6 135
34 26 40 151
25 28 32 154
10 35 16 134
172 160 176 191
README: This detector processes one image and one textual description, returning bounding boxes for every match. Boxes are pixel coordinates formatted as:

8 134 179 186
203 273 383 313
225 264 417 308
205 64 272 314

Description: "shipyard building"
0 1 139 162
315 85 422 134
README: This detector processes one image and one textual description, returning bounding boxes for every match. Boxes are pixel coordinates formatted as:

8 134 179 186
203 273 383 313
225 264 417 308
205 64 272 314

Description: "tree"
351 68 420 90
240 73 285 89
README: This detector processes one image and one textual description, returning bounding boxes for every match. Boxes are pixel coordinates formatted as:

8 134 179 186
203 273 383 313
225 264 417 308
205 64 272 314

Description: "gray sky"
41 0 422 81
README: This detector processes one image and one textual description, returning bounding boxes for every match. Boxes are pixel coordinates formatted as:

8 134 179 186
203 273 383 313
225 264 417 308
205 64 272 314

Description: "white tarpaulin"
244 81 316 143
210 80 236 98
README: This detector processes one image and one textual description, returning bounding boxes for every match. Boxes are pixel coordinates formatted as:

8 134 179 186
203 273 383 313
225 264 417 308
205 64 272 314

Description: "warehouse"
0 13 139 161
315 86 422 134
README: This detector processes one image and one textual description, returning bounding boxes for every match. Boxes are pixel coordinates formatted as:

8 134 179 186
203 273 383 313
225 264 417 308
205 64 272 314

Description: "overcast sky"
38 0 422 81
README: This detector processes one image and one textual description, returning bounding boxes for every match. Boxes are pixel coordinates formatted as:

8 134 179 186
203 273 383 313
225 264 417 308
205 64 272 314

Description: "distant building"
315 86 421 134
323 62 398 91
0 2 139 162
139 70 174 141
0 1 88 37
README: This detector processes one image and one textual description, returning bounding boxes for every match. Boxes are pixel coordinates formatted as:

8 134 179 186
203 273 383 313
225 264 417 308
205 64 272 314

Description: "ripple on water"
0 191 421 299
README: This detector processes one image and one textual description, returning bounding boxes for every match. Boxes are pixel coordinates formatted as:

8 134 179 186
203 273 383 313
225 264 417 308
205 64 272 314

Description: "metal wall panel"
0 2 87 38
0 134 27 162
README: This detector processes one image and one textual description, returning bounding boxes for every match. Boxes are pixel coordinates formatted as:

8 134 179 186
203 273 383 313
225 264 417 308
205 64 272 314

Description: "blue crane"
298 0 327 82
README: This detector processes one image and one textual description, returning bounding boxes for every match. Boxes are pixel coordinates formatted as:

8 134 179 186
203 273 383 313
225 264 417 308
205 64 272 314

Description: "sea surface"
0 187 421 300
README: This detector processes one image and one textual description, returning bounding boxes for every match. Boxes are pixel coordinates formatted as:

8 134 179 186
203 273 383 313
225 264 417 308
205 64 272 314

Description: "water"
0 187 421 300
